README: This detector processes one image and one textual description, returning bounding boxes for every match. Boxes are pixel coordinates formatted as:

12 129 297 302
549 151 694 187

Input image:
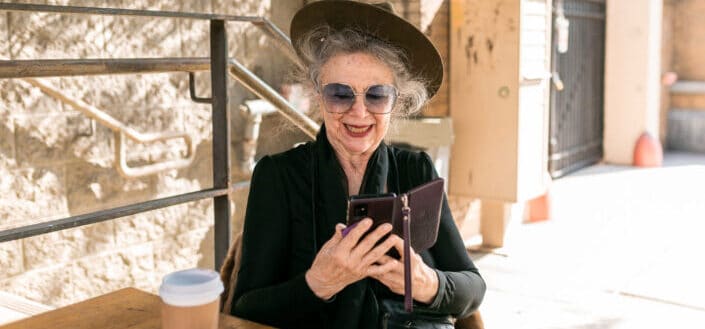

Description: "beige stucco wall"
449 0 521 201
603 0 663 165
0 0 306 308
448 0 550 202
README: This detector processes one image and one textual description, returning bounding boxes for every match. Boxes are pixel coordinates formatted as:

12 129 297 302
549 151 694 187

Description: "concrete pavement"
472 152 705 328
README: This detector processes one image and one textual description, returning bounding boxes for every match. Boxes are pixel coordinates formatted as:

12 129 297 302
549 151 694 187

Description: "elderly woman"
230 1 485 328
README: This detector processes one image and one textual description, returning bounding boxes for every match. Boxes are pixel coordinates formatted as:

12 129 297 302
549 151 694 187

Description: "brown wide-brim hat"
290 0 443 98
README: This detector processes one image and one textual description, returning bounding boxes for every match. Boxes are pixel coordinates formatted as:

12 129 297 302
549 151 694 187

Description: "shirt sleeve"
230 156 328 327
418 152 486 318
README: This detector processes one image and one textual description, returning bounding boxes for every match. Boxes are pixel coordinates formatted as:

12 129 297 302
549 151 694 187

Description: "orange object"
633 132 663 167
527 192 551 223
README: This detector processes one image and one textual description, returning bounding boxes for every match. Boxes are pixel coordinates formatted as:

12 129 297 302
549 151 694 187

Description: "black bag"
379 299 454 329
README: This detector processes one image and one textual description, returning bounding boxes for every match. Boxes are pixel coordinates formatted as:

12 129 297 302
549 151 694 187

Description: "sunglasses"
318 83 399 114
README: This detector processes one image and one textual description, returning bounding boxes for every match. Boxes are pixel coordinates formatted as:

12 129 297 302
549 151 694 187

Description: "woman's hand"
305 219 398 300
368 238 440 304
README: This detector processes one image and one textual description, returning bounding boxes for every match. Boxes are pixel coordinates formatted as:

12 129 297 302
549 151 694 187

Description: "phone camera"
354 205 368 217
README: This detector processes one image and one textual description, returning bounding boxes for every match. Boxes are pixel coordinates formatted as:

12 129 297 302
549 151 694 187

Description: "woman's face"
317 52 395 159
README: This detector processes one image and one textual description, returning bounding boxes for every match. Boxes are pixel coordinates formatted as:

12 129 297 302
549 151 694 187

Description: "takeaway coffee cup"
159 268 224 329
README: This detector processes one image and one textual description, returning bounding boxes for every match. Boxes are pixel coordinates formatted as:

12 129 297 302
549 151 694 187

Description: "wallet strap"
401 194 412 312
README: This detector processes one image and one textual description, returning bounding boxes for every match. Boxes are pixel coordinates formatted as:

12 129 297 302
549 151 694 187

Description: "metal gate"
548 0 606 177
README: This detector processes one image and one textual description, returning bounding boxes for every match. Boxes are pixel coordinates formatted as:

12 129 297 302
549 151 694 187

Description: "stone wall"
0 0 307 307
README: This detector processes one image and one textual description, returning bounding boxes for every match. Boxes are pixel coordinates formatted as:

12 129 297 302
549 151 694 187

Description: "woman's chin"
341 143 373 155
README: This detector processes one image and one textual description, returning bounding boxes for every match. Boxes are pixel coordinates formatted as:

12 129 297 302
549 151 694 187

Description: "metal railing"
20 77 196 178
0 2 319 271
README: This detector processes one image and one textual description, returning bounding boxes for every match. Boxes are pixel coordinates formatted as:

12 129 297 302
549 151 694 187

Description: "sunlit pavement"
472 152 705 328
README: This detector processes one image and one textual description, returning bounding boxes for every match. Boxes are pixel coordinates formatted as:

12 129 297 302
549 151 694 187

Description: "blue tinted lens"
365 85 397 113
322 83 355 112
365 85 396 108
320 83 397 113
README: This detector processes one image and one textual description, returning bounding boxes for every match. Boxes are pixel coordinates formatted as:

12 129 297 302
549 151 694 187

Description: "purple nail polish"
342 222 359 237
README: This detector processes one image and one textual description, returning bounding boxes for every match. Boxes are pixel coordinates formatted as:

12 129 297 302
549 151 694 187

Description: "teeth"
346 125 369 133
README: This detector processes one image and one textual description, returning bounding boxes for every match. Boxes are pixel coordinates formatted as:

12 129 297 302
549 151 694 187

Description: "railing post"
210 19 231 271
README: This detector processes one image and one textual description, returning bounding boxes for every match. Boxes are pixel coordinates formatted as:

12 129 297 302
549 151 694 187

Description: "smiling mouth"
344 124 373 134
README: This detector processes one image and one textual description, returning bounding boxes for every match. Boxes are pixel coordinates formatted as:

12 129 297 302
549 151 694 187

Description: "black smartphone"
344 193 397 237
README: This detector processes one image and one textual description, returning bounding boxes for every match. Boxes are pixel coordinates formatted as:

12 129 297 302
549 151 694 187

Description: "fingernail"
342 222 358 237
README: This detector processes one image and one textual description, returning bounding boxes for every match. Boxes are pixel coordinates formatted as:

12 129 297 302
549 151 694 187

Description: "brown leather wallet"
400 178 444 312
347 178 445 312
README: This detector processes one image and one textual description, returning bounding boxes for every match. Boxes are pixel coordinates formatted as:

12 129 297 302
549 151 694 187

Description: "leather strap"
401 194 412 312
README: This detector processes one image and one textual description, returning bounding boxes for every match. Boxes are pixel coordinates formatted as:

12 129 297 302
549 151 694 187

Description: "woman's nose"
347 94 369 116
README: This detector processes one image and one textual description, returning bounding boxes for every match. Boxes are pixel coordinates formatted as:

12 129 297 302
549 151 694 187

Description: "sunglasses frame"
316 82 400 114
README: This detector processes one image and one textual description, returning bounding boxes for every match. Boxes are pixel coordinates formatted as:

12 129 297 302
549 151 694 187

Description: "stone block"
0 166 69 229
14 112 93 166
119 0 181 11
58 76 102 110
0 243 155 308
159 200 212 237
0 79 63 116
112 176 210 247
155 170 202 195
8 10 105 59
72 243 157 301
153 228 211 276
103 1 181 58
177 138 213 189
93 74 187 127
218 0 271 16
0 263 76 307
114 213 167 247
22 221 115 270
65 160 156 215
179 0 211 57
68 124 113 168
0 240 24 279
0 113 15 164
0 8 8 59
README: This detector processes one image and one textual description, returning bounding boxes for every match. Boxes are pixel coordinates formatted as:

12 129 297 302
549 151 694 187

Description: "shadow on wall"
0 0 310 306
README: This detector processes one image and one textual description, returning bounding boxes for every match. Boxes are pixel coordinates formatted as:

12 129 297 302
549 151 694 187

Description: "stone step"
667 109 705 153
0 292 53 325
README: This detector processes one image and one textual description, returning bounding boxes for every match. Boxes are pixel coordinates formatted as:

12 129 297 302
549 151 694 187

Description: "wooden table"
0 288 273 329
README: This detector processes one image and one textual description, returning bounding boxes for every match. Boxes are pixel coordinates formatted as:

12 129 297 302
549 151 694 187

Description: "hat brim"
290 1 443 98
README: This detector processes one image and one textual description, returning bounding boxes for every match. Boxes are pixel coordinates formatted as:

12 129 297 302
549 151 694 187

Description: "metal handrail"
0 58 211 78
228 59 319 138
0 57 321 139
0 2 314 270
21 77 196 178
0 2 303 70
0 183 250 243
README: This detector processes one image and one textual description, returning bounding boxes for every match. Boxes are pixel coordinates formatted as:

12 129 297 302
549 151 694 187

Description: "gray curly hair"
294 25 429 119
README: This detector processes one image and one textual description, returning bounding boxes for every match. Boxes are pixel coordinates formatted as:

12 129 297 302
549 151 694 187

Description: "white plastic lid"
159 268 224 307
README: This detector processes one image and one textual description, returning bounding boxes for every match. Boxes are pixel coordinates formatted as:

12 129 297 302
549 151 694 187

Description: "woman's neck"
334 151 373 196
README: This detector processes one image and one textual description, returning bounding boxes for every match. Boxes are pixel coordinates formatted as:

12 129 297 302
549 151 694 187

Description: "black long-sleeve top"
231 126 485 328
